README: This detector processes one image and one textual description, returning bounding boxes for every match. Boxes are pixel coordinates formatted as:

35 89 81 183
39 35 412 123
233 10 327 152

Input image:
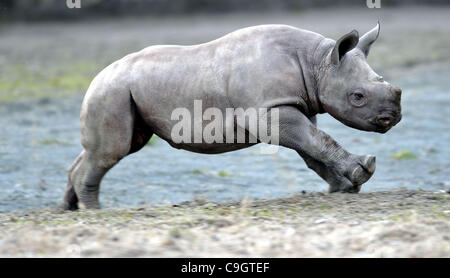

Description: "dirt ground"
0 190 448 257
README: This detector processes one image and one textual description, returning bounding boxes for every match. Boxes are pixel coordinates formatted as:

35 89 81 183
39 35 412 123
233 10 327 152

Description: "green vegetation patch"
216 170 231 177
391 150 417 160
192 168 209 175
146 135 159 146
0 62 100 103
38 138 70 146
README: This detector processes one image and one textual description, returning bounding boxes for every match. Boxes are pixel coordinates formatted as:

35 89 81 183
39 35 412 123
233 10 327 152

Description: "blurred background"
1 0 449 20
0 0 449 212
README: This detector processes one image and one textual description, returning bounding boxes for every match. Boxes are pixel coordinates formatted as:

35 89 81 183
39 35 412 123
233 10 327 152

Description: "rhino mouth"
370 112 402 133
377 116 393 127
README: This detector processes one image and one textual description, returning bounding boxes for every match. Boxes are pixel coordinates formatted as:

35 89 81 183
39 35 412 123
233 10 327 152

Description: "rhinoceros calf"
61 23 402 210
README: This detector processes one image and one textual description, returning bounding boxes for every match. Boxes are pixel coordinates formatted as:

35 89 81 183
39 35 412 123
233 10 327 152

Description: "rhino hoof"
350 155 376 186
362 155 376 174
58 201 78 211
328 178 360 193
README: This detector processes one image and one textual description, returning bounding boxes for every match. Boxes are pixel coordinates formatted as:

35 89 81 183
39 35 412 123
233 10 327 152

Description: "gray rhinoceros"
61 23 402 210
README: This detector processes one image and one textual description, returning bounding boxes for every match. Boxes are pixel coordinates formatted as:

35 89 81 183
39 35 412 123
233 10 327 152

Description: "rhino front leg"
277 106 376 193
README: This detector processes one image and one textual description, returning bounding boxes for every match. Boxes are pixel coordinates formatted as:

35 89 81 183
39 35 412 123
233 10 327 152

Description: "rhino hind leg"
59 152 83 210
128 97 153 154
60 92 152 210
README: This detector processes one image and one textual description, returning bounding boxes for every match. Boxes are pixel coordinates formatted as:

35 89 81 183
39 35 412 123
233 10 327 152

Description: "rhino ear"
331 30 359 66
357 22 380 57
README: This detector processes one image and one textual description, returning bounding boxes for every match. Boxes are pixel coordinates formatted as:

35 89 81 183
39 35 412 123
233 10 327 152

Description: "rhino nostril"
393 87 402 95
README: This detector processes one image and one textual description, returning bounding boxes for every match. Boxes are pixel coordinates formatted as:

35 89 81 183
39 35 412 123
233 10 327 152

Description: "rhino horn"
357 22 380 57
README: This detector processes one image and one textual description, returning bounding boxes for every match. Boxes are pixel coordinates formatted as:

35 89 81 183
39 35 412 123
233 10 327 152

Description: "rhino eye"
349 91 367 107
354 93 363 100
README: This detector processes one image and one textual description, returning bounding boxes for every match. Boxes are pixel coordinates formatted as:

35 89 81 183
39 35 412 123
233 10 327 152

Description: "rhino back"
114 25 324 139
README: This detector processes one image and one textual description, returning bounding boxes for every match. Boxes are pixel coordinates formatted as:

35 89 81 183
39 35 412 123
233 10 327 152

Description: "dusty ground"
0 190 448 257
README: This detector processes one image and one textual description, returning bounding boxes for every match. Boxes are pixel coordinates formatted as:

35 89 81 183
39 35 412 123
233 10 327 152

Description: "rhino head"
318 23 402 133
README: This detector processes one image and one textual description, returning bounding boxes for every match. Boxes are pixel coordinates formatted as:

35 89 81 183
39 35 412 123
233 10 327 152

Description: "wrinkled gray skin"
61 24 402 210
